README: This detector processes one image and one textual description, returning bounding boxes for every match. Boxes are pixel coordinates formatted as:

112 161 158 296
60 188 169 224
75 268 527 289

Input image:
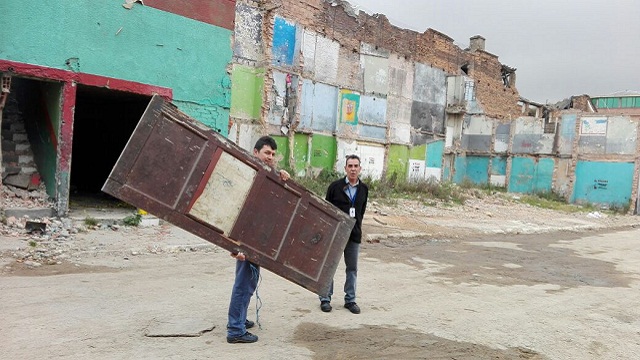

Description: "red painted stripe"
0 60 173 100
144 0 236 30
59 82 76 170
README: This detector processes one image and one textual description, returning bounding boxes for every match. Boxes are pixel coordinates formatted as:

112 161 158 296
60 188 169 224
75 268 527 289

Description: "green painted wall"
0 0 232 129
387 144 409 179
273 135 290 169
310 134 336 172
293 134 309 174
409 144 427 161
230 65 264 120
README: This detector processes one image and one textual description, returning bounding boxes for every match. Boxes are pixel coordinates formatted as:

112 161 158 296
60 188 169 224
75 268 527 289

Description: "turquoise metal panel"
571 161 634 206
508 157 554 193
491 156 507 175
465 156 490 185
453 156 467 184
426 141 444 168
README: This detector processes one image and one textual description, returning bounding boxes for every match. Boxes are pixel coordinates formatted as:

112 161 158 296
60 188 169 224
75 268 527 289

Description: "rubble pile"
1 183 53 209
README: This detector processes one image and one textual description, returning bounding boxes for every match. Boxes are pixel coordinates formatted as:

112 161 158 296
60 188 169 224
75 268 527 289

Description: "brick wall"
1 94 40 185
256 0 521 120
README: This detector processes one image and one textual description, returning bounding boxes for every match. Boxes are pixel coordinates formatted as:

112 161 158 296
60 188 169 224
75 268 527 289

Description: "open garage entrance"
69 85 151 208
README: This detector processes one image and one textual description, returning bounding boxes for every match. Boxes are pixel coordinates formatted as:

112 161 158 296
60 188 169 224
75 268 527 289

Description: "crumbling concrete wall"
232 0 520 179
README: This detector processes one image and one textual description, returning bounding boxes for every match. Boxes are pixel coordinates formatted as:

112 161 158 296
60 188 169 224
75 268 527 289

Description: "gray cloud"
347 0 640 103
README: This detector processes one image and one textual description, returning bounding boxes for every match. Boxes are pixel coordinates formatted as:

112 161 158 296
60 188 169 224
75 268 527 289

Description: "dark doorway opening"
70 85 150 208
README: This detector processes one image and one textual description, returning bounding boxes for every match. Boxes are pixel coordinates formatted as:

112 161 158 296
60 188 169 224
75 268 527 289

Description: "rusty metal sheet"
102 95 354 295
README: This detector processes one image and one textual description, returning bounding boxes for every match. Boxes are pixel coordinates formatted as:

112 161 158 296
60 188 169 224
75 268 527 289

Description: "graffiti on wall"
338 90 360 125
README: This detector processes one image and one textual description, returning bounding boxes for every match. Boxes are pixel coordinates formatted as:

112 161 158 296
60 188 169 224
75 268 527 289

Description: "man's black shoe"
245 320 255 329
344 302 361 314
227 332 258 344
320 301 332 312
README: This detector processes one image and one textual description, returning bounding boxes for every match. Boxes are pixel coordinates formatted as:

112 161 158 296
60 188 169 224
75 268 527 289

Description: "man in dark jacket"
319 154 368 314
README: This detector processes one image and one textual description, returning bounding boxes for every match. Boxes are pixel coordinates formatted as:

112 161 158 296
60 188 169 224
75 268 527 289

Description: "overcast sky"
346 0 640 104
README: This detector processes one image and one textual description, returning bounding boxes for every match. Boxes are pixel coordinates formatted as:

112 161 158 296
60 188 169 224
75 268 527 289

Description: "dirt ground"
1 194 640 359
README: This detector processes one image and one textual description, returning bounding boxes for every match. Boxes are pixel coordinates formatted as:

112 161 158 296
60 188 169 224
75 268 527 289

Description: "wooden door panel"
102 95 354 295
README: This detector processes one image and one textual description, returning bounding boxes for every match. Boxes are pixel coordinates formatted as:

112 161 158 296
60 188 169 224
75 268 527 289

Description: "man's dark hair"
345 154 361 165
254 136 277 151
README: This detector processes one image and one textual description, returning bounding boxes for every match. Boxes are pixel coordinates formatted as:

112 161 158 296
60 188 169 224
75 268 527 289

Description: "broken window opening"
460 64 469 75
501 65 516 88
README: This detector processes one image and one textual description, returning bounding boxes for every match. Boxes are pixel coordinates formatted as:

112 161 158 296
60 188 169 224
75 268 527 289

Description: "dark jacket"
325 177 368 243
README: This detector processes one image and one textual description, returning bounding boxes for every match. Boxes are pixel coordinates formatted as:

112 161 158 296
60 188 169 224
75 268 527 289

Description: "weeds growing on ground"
84 217 98 226
123 214 142 226
290 169 629 214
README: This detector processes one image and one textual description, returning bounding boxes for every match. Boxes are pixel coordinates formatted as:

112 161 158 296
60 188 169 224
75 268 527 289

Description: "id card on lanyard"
347 185 357 218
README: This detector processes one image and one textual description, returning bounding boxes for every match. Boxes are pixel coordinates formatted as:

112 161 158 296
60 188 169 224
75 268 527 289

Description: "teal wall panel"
508 157 554 193
1 0 232 129
426 141 444 168
491 156 507 175
465 156 490 184
571 161 634 206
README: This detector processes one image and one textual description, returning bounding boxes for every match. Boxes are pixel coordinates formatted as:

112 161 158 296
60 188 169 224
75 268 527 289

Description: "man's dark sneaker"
227 332 258 344
245 320 255 329
320 301 332 312
344 302 361 314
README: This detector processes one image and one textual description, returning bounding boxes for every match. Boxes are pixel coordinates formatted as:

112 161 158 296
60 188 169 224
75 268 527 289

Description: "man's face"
345 158 361 182
254 145 276 167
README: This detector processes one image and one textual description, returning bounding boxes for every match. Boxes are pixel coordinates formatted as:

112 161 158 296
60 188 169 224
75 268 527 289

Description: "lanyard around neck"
346 184 357 206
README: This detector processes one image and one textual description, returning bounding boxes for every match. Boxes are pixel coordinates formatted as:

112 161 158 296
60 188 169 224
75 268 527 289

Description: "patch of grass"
293 168 341 198
518 191 593 213
28 240 38 247
84 217 98 226
123 214 142 226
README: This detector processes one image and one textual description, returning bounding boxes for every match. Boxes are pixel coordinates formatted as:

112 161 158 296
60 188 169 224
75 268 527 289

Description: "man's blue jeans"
319 241 360 304
227 260 259 337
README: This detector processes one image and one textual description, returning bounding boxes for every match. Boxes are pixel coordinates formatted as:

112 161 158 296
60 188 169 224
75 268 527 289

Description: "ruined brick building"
1 0 639 215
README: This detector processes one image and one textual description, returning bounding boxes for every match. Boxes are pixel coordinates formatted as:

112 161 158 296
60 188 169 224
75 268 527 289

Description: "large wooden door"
102 95 354 295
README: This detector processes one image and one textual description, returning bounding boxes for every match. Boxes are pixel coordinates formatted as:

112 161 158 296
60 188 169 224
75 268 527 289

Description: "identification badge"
349 207 356 218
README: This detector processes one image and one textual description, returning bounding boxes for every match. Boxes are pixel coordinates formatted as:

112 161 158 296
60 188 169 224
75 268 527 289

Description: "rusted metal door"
102 95 354 295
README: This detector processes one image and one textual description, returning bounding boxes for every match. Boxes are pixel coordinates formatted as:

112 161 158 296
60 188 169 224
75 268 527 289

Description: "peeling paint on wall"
411 63 446 141
234 4 263 61
557 114 576 155
302 30 317 75
462 115 492 152
300 79 338 132
315 36 340 84
361 44 389 96
358 95 386 125
512 117 554 154
604 116 637 154
387 96 411 143
272 16 298 66
268 71 297 127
